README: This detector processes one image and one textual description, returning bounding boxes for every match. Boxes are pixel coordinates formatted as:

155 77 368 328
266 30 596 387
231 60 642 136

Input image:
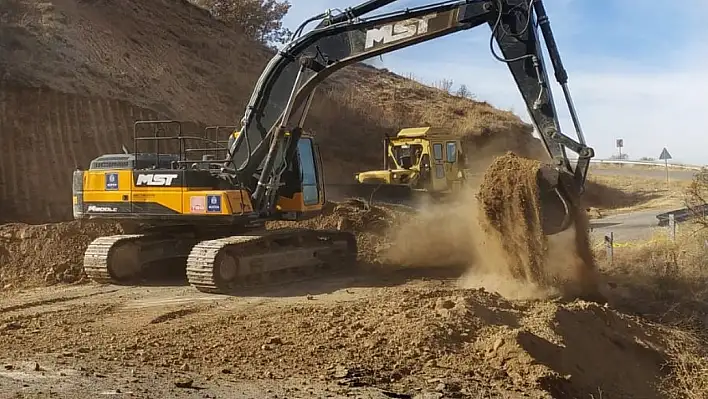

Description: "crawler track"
83 233 200 284
82 228 358 295
186 228 358 294
83 235 144 284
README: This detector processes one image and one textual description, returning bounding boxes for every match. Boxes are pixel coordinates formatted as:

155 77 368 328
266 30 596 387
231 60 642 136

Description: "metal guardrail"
582 159 705 171
656 204 708 226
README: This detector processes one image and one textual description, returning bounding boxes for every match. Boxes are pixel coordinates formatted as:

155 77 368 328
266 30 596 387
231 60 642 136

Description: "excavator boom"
227 0 595 234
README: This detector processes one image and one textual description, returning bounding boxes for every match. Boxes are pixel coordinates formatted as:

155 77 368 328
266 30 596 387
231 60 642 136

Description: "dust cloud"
382 152 602 302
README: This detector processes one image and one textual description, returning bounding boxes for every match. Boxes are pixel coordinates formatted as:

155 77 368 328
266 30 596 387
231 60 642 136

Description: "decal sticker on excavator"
206 195 221 213
105 173 118 190
87 205 118 213
135 173 180 186
190 196 206 213
364 13 437 49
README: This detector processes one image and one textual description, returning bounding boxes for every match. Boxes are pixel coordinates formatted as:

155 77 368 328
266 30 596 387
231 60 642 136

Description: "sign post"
604 233 614 265
616 139 624 159
659 147 672 189
668 214 676 241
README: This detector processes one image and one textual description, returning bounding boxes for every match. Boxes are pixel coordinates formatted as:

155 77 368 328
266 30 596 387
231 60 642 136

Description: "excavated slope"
0 0 539 223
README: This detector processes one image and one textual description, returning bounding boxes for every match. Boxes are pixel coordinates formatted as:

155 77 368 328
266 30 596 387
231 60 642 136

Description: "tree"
433 78 454 93
194 0 292 45
455 84 473 99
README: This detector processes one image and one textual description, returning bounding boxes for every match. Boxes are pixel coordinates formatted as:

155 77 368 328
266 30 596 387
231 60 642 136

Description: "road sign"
659 147 672 160
659 147 672 186
616 139 623 148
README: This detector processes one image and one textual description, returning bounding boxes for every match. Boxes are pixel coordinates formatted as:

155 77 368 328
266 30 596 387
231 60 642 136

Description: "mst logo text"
364 13 437 49
135 173 179 186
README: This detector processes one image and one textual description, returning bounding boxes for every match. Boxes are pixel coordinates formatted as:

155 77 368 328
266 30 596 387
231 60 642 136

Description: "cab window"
297 138 319 206
446 142 457 163
433 143 443 161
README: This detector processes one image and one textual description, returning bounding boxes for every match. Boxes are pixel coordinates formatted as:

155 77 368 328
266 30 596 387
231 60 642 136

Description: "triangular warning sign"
659 147 672 160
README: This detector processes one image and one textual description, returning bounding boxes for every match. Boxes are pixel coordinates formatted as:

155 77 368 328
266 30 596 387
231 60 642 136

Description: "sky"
280 0 708 165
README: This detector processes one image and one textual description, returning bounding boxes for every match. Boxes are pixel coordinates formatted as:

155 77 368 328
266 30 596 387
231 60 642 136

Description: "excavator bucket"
478 153 577 237
536 165 575 235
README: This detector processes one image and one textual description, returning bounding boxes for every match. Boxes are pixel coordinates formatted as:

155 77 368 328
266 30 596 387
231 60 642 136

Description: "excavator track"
83 235 144 284
186 228 358 294
83 233 200 285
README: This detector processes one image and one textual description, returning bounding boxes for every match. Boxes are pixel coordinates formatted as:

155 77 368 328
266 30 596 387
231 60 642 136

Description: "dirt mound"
0 221 121 290
268 198 412 264
0 285 679 398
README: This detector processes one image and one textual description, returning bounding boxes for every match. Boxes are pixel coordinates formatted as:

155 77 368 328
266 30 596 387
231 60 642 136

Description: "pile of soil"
476 152 601 300
0 285 676 398
0 221 121 289
267 198 411 264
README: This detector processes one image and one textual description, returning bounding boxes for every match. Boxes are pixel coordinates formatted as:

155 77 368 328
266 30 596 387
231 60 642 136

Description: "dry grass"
597 223 708 322
583 174 692 217
662 328 708 399
593 223 708 398
591 163 701 173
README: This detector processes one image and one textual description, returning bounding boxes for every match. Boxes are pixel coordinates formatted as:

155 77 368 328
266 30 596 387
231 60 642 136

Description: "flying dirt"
378 152 602 302
475 152 601 300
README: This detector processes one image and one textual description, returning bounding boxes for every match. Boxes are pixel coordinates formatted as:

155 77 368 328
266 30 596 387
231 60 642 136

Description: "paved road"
585 166 695 242
589 209 669 242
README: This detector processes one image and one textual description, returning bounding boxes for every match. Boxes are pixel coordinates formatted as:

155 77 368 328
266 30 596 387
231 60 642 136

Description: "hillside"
0 0 539 224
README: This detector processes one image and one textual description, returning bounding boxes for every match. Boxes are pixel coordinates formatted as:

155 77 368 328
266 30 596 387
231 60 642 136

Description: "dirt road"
0 257 683 399
0 267 491 399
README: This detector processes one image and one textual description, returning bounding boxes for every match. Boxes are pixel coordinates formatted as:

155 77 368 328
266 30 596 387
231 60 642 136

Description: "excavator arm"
227 0 594 233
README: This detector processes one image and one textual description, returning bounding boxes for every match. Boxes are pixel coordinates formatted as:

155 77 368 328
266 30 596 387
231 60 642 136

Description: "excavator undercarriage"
73 0 594 295
83 221 357 294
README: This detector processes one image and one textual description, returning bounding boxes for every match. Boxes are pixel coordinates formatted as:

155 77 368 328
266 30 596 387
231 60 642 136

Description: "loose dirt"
0 188 698 398
380 152 602 302
267 198 408 266
475 152 602 301
0 276 682 399
0 221 122 290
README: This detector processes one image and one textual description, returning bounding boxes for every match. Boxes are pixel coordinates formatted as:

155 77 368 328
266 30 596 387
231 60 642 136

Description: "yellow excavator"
343 127 467 204
72 0 594 295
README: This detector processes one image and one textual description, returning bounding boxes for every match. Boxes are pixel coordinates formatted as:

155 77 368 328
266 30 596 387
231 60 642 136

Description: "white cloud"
282 0 708 165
